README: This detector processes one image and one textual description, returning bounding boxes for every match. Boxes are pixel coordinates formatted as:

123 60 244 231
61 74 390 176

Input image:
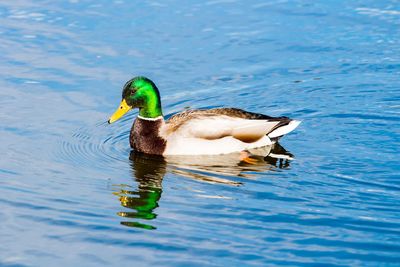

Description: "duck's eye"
120 106 123 109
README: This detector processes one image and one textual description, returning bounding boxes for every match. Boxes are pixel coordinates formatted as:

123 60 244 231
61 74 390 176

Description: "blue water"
1 0 400 266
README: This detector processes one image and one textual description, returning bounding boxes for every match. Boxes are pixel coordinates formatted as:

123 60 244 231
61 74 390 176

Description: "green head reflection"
115 151 166 230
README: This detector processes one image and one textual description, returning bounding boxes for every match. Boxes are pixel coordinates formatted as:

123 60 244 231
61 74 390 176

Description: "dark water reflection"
116 152 166 230
117 144 293 229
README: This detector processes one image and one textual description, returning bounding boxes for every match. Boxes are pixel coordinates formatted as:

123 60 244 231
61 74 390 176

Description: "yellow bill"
108 99 132 124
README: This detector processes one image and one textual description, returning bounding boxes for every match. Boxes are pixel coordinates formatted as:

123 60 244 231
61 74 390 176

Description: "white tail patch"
268 120 301 139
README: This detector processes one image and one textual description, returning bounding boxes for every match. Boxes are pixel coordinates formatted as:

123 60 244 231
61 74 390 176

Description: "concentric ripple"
57 113 136 170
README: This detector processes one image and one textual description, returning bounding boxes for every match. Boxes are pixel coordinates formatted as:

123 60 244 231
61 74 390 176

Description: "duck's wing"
165 108 297 142
167 108 288 123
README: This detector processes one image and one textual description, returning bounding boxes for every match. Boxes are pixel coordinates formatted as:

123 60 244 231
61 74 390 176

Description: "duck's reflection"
115 143 293 229
116 152 166 230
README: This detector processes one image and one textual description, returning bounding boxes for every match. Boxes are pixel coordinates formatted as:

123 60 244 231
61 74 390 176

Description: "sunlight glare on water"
0 0 399 266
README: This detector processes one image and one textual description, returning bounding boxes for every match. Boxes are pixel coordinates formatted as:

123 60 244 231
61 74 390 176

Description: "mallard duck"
108 76 301 156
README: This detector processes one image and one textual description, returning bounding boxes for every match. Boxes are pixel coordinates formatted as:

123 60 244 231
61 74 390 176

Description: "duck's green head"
108 76 163 124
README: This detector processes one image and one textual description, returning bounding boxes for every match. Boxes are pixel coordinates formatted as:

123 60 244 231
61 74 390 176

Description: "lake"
1 0 399 266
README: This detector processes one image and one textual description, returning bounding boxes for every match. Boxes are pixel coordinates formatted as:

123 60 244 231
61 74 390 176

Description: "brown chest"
130 118 167 155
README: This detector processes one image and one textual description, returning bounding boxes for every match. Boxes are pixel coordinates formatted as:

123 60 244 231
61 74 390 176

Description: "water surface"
1 0 400 266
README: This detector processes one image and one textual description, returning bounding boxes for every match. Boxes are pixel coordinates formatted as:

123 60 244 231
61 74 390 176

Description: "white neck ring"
137 115 164 121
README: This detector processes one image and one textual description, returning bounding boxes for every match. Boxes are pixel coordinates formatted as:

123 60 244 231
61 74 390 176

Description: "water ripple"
57 114 135 170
